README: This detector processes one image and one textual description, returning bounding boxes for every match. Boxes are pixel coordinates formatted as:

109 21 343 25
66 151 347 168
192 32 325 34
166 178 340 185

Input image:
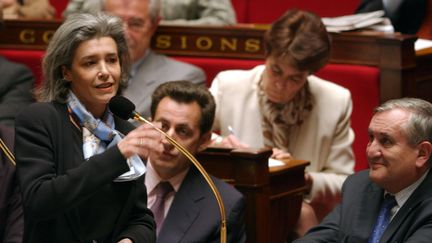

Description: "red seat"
0 49 45 87
231 0 359 23
49 0 68 19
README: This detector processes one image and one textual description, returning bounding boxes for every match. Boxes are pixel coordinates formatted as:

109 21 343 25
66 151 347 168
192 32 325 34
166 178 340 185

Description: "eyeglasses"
122 17 147 31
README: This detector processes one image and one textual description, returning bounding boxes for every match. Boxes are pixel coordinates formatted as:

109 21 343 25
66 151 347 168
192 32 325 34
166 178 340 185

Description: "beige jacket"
210 65 355 216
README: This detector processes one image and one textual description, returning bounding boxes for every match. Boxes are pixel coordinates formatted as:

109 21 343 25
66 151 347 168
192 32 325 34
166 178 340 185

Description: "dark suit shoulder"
16 102 64 123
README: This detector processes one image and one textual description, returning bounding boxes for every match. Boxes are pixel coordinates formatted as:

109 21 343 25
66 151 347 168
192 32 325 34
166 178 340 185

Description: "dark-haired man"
145 81 246 243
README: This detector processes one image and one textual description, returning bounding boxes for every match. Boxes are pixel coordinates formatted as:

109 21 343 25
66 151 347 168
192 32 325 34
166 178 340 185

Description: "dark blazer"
294 169 432 243
157 167 246 243
0 56 34 127
15 102 156 243
0 125 24 243
356 0 428 34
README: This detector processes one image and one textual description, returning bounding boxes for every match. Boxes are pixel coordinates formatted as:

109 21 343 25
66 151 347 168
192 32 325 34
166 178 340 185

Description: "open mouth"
96 83 113 89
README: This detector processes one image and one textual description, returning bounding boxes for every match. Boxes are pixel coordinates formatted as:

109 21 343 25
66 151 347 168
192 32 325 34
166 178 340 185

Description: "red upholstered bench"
232 0 359 23
0 50 377 171
0 49 45 87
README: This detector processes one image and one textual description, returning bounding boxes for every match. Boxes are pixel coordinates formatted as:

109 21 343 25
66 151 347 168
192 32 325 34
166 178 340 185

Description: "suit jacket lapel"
380 170 432 242
351 182 384 241
157 168 204 242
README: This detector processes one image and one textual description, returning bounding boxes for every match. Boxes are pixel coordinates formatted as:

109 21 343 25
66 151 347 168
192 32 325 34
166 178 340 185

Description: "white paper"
268 158 285 167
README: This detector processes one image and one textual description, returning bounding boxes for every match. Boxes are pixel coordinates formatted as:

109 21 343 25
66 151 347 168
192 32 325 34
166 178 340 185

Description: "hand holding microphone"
109 96 164 159
116 123 164 159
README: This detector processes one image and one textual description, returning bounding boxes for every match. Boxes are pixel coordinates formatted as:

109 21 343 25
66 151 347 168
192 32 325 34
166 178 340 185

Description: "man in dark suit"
294 97 432 243
145 81 246 243
356 0 428 34
0 124 24 243
0 56 35 127
0 6 35 127
103 0 206 120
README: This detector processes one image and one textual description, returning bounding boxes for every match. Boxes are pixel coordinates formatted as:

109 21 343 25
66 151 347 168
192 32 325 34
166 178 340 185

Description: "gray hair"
40 13 130 102
374 98 432 148
102 0 161 23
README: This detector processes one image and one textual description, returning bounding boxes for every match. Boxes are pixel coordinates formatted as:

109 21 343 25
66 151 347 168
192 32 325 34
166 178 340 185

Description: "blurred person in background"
1 0 55 19
0 3 35 127
102 0 205 121
63 0 236 25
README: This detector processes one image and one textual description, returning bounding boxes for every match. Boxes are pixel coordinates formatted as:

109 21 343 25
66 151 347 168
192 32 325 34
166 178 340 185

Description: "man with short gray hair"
295 97 432 243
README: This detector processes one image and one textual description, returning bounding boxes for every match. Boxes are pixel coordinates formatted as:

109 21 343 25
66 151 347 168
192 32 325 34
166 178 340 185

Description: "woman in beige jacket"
209 9 355 239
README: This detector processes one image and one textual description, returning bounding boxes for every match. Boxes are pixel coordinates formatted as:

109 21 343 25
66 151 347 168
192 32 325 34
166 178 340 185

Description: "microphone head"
109 96 136 120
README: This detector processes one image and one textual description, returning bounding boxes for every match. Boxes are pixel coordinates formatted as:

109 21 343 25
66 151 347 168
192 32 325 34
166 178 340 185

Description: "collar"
145 159 190 195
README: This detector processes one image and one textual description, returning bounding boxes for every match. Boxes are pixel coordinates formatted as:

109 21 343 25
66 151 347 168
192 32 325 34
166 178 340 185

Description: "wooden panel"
0 19 430 102
198 147 310 243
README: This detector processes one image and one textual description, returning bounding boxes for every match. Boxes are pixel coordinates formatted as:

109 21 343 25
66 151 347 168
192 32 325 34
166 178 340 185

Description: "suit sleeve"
0 61 34 127
15 104 132 220
160 0 236 25
116 176 156 243
293 175 355 243
183 65 206 87
226 195 247 243
308 90 355 217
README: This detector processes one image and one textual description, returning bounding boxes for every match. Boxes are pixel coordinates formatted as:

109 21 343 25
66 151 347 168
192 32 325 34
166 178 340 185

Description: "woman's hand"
117 122 164 159
211 134 250 148
270 148 292 160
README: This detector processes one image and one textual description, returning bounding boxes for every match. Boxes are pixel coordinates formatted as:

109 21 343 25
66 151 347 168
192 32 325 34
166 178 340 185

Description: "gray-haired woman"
15 13 162 243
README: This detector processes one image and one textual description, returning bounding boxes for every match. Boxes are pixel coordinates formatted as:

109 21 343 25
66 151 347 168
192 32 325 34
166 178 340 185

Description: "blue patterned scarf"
67 92 146 181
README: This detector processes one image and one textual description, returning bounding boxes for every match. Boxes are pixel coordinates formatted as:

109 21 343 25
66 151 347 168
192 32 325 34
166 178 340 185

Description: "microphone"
108 96 227 243
109 95 138 120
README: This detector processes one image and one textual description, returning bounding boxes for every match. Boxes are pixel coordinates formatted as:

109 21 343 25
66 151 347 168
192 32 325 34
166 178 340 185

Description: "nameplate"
0 19 267 59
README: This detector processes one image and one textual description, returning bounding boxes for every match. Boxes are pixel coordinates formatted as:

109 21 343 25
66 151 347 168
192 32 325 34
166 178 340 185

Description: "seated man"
63 0 236 25
295 97 432 242
103 0 206 120
145 81 246 242
0 56 35 127
0 6 35 127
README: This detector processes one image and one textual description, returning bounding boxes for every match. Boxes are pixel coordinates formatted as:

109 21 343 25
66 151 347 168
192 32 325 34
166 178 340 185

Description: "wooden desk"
197 147 310 243
415 49 432 103
0 19 431 102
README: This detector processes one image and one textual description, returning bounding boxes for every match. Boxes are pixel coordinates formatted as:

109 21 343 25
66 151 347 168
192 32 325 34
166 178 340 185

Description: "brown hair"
264 9 331 73
151 81 216 135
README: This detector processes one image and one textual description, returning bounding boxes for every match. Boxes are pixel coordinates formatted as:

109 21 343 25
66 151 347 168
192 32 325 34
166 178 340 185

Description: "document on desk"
268 158 286 167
